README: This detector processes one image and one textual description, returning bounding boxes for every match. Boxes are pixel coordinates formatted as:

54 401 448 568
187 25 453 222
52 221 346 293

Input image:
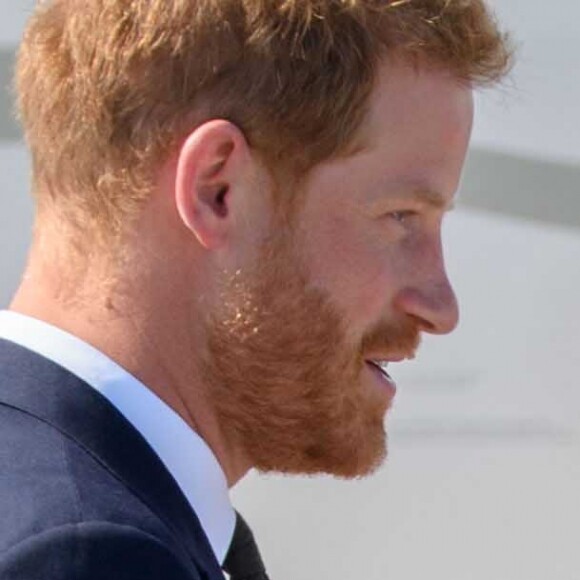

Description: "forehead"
367 58 473 135
358 58 474 186
297 58 474 215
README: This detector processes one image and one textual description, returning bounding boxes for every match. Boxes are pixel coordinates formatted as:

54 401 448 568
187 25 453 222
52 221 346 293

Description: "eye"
388 210 417 224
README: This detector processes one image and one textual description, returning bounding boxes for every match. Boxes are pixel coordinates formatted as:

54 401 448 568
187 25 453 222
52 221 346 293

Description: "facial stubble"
201 225 419 478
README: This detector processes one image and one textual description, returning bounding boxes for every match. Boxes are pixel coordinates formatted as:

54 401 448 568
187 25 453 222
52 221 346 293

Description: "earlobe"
175 120 246 250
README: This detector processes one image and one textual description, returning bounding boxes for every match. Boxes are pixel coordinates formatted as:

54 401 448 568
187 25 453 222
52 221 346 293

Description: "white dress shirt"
0 310 236 566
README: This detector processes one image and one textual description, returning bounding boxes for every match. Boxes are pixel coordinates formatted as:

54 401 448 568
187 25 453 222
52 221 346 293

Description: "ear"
175 119 252 249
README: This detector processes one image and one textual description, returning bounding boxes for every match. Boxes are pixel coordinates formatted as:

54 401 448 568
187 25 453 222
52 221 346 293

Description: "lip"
364 360 397 400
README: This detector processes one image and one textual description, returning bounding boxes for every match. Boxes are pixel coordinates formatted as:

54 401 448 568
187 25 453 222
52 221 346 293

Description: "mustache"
359 318 422 360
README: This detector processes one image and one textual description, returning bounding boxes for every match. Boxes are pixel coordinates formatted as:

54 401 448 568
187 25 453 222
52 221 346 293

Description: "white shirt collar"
0 310 235 565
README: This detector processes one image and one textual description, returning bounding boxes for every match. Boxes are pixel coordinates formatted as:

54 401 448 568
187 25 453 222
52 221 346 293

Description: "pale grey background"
1 2 579 579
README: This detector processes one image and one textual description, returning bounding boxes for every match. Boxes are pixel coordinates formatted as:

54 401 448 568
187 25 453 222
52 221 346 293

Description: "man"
0 1 510 578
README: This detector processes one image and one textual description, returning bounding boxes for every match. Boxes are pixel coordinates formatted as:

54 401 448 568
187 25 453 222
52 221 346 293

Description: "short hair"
16 0 511 245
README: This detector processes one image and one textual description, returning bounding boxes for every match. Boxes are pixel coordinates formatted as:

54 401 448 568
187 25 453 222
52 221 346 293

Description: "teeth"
378 364 389 376
371 360 388 370
367 360 391 379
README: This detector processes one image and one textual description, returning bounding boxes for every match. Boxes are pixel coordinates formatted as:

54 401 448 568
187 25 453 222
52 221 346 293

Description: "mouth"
364 359 398 400
365 359 393 382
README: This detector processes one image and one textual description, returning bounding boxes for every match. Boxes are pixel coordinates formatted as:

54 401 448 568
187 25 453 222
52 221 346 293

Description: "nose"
393 277 459 335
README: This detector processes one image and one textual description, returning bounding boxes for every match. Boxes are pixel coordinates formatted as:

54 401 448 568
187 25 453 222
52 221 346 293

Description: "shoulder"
0 404 82 544
0 521 202 580
0 404 175 556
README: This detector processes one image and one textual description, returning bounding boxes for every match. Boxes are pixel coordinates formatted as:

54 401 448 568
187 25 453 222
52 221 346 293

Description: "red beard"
201 225 420 478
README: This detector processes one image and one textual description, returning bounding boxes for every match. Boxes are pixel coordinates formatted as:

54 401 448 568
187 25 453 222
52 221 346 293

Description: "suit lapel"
0 338 225 580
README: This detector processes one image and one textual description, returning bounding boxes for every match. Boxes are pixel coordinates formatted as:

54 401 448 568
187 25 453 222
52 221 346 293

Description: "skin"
297 59 471 344
10 57 473 487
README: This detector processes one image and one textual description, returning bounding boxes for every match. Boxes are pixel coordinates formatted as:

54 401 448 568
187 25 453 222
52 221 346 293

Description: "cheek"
303 214 398 326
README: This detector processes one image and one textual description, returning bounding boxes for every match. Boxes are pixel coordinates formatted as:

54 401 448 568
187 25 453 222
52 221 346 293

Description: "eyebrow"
410 188 455 211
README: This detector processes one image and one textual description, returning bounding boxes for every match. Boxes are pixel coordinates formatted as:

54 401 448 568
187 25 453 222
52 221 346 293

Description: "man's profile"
0 1 510 578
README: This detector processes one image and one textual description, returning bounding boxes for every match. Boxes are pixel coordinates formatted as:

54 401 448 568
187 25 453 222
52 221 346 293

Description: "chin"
254 423 388 480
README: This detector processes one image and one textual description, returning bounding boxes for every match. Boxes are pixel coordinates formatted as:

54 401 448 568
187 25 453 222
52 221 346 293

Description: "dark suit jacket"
0 338 226 580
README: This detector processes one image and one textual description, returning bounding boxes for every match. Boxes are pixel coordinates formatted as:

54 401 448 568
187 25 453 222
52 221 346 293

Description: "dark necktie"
222 511 271 580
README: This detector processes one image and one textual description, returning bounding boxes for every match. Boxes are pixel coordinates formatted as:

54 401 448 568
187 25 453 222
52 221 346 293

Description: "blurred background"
1 1 578 578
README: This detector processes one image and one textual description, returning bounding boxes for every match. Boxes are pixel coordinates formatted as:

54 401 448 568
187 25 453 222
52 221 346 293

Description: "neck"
10 250 251 487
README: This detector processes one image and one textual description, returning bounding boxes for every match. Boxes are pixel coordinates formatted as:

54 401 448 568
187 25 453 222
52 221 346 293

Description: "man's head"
14 0 511 480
